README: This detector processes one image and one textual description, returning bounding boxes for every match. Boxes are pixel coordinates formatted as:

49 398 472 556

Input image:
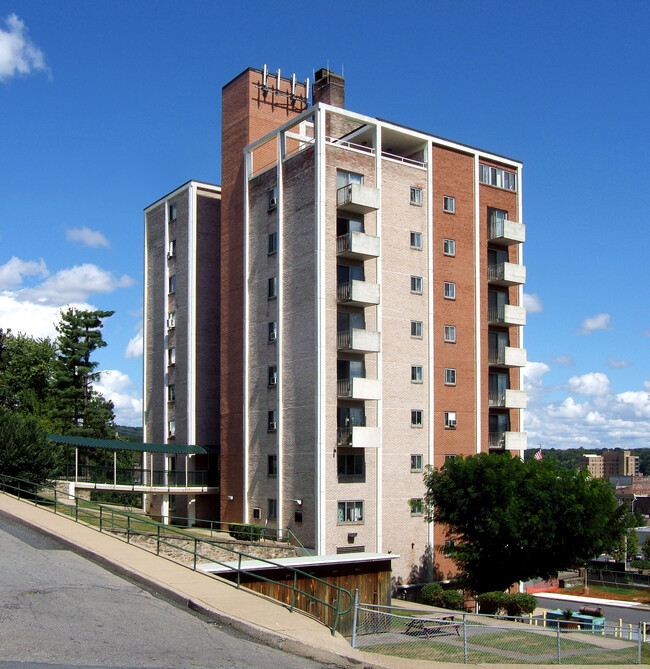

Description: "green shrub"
477 591 506 615
229 523 262 541
421 582 445 607
503 593 537 617
441 589 465 611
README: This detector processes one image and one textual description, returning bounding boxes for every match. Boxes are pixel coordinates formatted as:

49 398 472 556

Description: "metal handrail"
0 474 350 635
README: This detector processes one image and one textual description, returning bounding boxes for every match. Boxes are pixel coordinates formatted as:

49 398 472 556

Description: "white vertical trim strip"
374 123 383 553
473 155 482 454
188 183 196 446
143 210 149 442
517 165 525 456
315 105 327 554
276 132 284 531
164 198 170 446
243 151 252 522
426 139 435 567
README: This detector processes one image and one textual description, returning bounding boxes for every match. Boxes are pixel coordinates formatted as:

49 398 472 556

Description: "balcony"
488 262 526 287
337 426 381 448
336 231 380 260
337 280 380 307
488 431 528 451
488 389 528 409
337 328 381 353
488 304 526 327
337 183 380 215
337 377 381 400
488 219 526 246
488 346 527 368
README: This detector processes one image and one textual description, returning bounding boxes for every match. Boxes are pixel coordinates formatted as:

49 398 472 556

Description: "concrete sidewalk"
0 492 643 669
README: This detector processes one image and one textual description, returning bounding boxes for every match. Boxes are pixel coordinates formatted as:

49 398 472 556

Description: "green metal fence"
0 474 352 635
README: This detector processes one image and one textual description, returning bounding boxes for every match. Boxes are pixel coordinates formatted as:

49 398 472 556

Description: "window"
411 365 423 383
169 202 177 221
411 276 423 294
443 238 456 256
168 347 176 366
252 507 261 520
268 277 277 300
168 419 176 437
411 320 423 338
444 411 457 428
444 539 456 556
268 187 278 210
337 500 364 523
443 196 455 213
268 231 278 255
267 454 277 477
444 454 457 462
168 275 176 294
444 282 456 300
410 498 423 516
168 239 176 258
268 365 278 387
445 368 457 385
479 164 517 191
411 454 423 472
338 453 364 477
411 409 423 427
410 187 422 205
167 311 176 329
167 384 175 402
268 410 277 432
295 511 303 523
267 498 277 520
444 325 456 342
268 321 277 342
337 170 364 187
410 231 422 250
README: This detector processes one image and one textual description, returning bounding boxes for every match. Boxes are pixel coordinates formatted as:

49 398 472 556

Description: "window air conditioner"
269 421 277 431
167 318 175 328
269 197 278 208
269 376 277 386
448 419 457 428
269 331 277 342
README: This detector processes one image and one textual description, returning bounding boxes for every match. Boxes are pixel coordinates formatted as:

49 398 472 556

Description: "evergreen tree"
50 308 116 438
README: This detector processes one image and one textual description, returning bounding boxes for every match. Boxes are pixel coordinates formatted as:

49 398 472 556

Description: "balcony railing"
336 328 381 353
488 262 526 286
488 390 527 409
488 219 526 246
488 431 528 451
336 231 380 259
488 346 527 367
336 183 380 215
487 304 526 327
336 426 380 448
337 377 381 400
63 464 209 487
337 280 380 307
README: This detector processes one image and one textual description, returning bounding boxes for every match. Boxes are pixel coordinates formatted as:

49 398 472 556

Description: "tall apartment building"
581 450 640 479
144 66 527 581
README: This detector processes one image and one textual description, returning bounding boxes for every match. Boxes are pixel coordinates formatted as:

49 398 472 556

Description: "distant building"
581 450 639 479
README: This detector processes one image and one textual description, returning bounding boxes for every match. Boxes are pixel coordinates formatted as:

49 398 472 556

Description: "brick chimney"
312 68 345 108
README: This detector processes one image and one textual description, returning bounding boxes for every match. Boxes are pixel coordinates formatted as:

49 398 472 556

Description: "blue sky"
1 1 649 449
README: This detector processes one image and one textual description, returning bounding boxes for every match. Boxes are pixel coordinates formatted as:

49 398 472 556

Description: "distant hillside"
524 446 650 475
115 425 143 442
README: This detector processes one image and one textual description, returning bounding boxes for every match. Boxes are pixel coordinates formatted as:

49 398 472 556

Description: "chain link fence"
351 602 647 664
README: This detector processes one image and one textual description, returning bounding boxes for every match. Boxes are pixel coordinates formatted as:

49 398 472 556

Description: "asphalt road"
534 594 650 628
0 515 338 669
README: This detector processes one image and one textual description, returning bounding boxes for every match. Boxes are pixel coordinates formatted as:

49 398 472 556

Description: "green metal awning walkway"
47 434 209 455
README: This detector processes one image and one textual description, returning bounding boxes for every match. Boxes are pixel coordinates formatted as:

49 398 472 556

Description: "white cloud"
551 354 574 367
523 361 550 389
579 313 612 335
125 328 143 359
607 357 632 369
0 256 48 289
0 14 49 82
95 370 142 426
523 292 542 313
567 372 611 397
66 227 110 248
17 263 134 306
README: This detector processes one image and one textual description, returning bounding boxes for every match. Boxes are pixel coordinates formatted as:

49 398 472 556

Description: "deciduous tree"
424 453 628 593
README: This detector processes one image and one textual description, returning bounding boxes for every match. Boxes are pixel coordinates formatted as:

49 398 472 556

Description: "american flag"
534 448 543 461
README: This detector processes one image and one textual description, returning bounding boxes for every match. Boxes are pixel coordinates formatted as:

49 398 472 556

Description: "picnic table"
404 614 462 638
